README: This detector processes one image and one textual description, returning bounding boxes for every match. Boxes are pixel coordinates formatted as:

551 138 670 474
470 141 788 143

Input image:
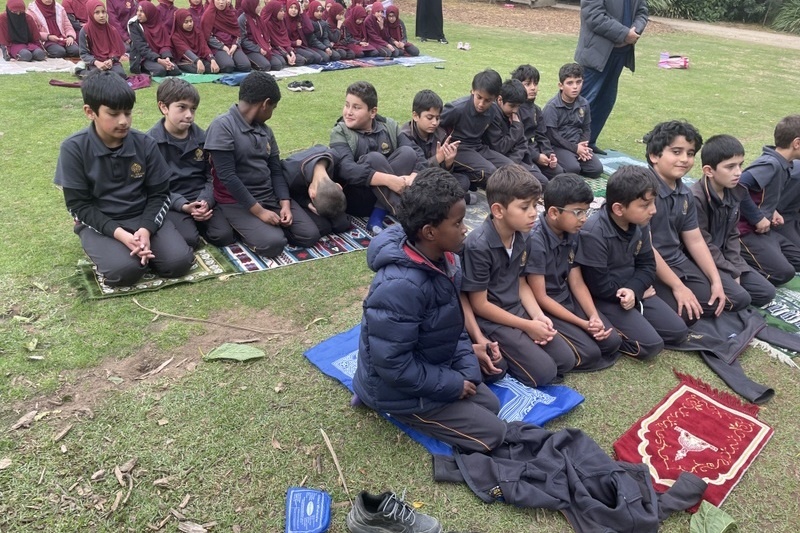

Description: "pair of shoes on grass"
347 490 442 533
287 80 315 92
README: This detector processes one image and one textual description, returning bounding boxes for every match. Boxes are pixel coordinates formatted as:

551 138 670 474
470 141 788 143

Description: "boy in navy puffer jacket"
353 167 506 452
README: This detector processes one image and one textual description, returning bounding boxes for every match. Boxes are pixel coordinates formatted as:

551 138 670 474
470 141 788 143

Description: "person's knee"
249 233 287 257
771 263 795 286
156 248 195 278
635 338 664 362
104 260 147 287
661 323 689 347
204 224 236 247
290 226 321 249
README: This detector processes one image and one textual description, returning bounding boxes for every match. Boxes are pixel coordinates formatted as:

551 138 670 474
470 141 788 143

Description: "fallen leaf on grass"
11 410 37 430
154 475 178 489
26 338 39 351
177 521 207 533
271 433 283 450
157 419 169 426
119 457 138 473
60 445 67 454
34 411 52 421
108 376 124 385
114 466 125 486
179 494 191 509
53 423 73 442
0 458 11 470
110 491 123 512
203 343 265 362
28 355 45 361
274 382 284 393
90 469 106 481
12 315 32 323
32 281 48 291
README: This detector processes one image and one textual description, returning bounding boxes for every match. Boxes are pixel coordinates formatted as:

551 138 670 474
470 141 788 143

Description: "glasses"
555 206 589 220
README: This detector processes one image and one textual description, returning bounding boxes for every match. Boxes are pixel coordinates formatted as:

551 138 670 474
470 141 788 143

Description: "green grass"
1 12 800 533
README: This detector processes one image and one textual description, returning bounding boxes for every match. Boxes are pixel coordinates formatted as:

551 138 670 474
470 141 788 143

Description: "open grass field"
1 2 799 531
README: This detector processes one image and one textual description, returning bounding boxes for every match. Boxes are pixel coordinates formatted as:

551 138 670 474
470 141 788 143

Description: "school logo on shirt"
520 249 528 267
194 148 204 161
130 162 144 179
568 248 575 264
682 199 688 215
634 240 642 256
381 142 390 155
578 108 584 119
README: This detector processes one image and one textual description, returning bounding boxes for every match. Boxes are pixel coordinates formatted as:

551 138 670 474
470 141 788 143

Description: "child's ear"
497 96 504 105
419 223 436 242
83 104 96 120
701 164 714 178
157 101 169 116
411 111 419 121
546 205 560 219
610 202 625 217
489 202 504 219
369 106 378 119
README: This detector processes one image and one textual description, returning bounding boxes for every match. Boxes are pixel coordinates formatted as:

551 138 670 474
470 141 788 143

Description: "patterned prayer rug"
74 244 236 299
613 373 774 511
304 324 584 456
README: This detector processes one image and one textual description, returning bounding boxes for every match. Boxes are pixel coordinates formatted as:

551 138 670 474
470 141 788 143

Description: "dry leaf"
34 411 51 422
60 445 67 454
170 509 186 520
108 376 124 385
153 475 177 488
0 458 11 470
28 355 45 361
177 522 207 533
271 437 282 450
179 494 191 509
157 419 169 426
232 526 241 533
11 410 37 430
114 466 125 487
53 424 73 443
90 469 106 481
119 457 138 473
110 490 123 512
26 338 39 351
274 382 284 393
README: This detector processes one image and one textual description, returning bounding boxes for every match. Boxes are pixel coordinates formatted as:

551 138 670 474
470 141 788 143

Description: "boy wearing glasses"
526 173 622 371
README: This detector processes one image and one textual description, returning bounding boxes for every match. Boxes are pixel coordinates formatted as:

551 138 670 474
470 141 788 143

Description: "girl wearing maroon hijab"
128 1 179 76
155 0 176 34
0 0 46 61
187 0 206 27
362 1 396 58
323 2 351 59
171 8 218 73
284 0 324 64
306 0 339 62
343 4 373 57
27 0 80 58
62 0 89 32
78 0 126 76
201 0 250 73
105 0 136 45
238 0 280 71
261 0 303 67
384 5 416 56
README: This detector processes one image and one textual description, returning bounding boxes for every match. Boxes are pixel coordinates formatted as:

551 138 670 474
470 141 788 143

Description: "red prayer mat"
614 373 773 511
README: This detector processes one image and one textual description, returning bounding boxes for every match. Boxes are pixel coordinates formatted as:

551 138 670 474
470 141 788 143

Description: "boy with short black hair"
353 167 506 455
148 77 235 249
577 166 688 360
330 80 427 235
462 165 575 388
511 64 563 180
400 89 471 201
483 78 548 186
54 70 194 287
440 68 515 189
691 134 775 306
542 63 603 179
738 115 800 285
206 71 320 257
526 174 622 370
644 120 751 324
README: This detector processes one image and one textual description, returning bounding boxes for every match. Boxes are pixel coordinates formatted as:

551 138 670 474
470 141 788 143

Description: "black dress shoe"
439 37 448 44
589 144 607 155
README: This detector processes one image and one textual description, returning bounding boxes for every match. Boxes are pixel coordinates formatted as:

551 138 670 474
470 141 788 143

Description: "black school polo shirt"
440 95 493 150
55 124 170 221
576 208 654 302
147 120 212 210
461 216 529 333
650 169 697 267
525 213 576 304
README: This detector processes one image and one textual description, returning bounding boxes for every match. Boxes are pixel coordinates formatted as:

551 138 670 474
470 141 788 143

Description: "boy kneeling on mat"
353 167 506 454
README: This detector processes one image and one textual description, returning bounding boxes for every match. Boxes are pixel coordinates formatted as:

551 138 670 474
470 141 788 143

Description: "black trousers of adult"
213 48 251 73
594 295 687 362
653 259 750 324
486 316 577 388
552 147 604 179
218 199 320 258
739 230 800 286
546 299 621 372
344 146 420 216
76 218 194 287
452 145 514 189
391 384 506 453
165 210 236 249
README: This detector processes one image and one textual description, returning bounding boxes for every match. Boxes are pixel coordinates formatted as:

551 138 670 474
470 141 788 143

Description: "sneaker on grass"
287 81 303 92
346 491 442 533
301 80 315 91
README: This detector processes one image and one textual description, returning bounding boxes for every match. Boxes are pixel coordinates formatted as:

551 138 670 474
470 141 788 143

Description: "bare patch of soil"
5 308 299 432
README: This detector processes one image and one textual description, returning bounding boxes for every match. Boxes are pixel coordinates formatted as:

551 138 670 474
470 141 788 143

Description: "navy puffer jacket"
353 225 482 415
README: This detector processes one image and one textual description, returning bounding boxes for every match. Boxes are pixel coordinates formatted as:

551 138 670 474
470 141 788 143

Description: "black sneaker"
589 144 607 155
301 80 315 92
346 491 442 533
287 81 303 92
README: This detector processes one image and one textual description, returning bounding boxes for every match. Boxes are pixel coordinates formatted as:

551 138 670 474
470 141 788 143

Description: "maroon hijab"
139 1 172 51
325 1 342 28
84 0 126 59
240 0 270 51
62 0 89 23
384 5 402 41
187 0 205 26
200 0 239 40
343 4 365 41
34 0 62 35
171 8 210 59
261 0 290 49
284 0 307 44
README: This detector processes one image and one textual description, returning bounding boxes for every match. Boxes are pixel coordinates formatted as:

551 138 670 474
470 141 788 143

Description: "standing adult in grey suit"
574 0 648 154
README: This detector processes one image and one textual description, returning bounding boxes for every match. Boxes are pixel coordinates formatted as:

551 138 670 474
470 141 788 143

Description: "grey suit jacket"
574 0 648 73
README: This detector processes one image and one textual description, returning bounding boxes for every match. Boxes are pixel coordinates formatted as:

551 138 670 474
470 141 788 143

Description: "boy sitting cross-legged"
577 166 688 360
525 173 622 371
462 164 576 388
353 166 506 454
54 70 194 287
691 134 775 306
